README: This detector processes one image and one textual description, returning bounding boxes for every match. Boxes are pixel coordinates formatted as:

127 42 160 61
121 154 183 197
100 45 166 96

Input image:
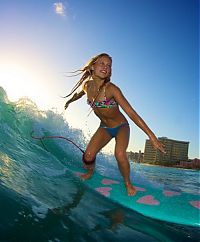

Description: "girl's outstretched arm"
112 84 166 153
64 90 85 109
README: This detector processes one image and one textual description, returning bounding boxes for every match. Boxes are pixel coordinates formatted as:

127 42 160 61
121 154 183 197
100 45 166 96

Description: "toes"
126 184 136 196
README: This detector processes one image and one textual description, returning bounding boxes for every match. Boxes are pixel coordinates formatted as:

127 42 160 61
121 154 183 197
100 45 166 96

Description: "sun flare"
0 61 34 99
0 59 56 110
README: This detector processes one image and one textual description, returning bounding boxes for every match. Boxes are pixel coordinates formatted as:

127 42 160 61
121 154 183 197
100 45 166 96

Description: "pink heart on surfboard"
95 187 112 197
135 186 146 192
101 178 120 185
136 195 160 205
74 172 85 177
189 201 200 209
163 190 181 197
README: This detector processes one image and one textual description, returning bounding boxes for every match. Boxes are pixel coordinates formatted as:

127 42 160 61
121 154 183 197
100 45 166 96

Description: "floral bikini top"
87 84 118 109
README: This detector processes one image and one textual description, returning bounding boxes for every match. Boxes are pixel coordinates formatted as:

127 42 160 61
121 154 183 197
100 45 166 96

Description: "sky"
0 0 199 158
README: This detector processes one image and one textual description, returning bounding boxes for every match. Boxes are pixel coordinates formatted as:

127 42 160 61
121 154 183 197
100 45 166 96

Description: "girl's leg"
81 126 112 180
114 125 136 196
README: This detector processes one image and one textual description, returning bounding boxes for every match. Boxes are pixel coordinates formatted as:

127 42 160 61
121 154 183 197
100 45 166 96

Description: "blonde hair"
64 53 112 98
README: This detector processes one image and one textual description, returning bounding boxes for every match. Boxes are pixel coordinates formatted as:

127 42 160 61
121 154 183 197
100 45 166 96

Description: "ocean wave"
0 86 199 241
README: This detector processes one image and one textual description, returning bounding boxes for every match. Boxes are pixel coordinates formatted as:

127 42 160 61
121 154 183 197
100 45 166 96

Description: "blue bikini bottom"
100 122 129 138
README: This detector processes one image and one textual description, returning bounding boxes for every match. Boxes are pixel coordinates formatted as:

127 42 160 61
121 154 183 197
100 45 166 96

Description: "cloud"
54 2 66 17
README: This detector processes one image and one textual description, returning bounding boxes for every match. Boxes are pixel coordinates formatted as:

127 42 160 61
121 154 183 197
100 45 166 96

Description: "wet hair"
64 53 112 98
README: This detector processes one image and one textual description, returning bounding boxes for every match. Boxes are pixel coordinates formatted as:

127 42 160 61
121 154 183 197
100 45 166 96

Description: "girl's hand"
64 102 69 110
150 136 166 154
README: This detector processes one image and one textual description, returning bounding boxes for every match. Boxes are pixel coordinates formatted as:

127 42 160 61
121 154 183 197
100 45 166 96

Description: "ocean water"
0 86 199 242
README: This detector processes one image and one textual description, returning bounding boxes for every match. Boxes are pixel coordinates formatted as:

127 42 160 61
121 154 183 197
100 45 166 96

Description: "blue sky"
0 0 198 158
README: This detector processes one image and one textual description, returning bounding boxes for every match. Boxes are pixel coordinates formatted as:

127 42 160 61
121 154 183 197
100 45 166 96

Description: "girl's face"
92 56 112 80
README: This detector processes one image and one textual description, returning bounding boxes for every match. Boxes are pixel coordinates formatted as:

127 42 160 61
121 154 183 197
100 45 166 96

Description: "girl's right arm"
64 90 85 109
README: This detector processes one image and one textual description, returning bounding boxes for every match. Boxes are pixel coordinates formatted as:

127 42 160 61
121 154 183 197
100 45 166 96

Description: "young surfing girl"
64 53 165 196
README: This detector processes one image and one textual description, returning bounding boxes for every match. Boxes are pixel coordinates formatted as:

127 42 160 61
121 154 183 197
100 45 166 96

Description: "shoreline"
130 161 200 171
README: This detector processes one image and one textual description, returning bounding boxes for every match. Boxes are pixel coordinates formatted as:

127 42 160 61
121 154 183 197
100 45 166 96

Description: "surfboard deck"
68 166 200 227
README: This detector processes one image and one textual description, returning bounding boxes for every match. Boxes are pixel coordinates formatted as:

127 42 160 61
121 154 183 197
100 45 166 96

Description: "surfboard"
68 166 200 227
30 133 199 227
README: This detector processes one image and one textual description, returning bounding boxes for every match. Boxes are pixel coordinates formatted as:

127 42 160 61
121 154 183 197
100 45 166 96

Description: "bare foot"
125 183 136 196
80 168 94 180
80 172 93 180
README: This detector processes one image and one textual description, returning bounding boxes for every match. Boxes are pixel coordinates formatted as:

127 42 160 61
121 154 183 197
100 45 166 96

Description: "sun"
0 61 34 100
0 59 56 110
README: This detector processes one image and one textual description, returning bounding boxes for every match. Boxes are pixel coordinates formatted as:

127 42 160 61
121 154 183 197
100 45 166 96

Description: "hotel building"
143 137 189 166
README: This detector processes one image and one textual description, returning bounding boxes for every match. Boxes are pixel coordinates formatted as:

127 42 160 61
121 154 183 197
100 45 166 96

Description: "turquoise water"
0 86 199 242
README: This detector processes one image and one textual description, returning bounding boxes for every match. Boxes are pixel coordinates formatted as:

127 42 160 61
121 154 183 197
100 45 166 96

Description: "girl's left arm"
112 84 165 153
